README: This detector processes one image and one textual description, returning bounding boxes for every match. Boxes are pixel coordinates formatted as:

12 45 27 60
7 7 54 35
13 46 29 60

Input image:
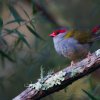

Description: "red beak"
49 32 56 37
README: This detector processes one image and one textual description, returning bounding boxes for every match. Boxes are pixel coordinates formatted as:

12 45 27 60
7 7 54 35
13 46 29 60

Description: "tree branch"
13 49 100 100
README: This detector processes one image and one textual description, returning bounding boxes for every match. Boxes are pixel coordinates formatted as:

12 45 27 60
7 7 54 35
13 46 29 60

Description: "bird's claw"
87 52 92 62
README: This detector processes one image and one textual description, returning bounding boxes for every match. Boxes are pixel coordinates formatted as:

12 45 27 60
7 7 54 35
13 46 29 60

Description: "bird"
49 26 100 67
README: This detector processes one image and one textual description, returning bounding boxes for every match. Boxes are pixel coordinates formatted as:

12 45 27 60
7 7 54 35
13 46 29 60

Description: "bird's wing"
64 29 92 44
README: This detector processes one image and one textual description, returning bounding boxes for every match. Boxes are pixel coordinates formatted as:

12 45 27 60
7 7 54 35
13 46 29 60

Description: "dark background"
0 0 100 100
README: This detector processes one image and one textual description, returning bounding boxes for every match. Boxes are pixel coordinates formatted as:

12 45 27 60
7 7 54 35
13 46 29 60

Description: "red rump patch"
92 26 100 33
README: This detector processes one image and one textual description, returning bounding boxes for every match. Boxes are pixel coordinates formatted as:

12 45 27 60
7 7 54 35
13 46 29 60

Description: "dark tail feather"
88 36 100 46
91 36 100 41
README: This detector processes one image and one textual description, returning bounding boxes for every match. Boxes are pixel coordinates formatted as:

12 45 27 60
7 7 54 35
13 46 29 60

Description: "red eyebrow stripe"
54 29 67 33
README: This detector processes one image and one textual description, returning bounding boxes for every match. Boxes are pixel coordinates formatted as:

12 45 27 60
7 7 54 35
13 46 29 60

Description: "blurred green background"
0 0 100 100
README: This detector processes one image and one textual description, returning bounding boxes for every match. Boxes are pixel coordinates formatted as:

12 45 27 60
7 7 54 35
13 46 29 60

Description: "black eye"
56 32 59 35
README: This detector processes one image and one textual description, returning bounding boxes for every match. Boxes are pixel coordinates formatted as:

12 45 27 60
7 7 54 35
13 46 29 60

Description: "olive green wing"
64 29 92 44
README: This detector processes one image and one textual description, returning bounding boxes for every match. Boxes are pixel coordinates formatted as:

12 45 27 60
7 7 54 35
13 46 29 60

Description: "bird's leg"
70 61 76 67
87 51 92 57
87 51 92 62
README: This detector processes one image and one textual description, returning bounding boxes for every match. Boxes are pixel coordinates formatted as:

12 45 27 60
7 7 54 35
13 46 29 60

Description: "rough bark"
13 49 100 100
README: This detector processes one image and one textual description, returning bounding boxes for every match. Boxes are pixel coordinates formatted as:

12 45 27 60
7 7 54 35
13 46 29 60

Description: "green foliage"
13 38 22 49
8 4 23 24
82 89 100 100
32 0 38 14
26 25 44 40
4 29 30 48
0 17 3 32
4 28 14 34
0 50 15 62
0 77 5 90
20 7 30 19
6 19 25 25
14 29 31 48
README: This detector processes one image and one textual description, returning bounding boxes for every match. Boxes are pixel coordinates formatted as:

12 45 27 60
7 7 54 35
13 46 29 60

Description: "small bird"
49 26 100 66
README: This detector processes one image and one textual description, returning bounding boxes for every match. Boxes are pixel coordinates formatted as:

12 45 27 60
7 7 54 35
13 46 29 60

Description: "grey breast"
53 36 89 60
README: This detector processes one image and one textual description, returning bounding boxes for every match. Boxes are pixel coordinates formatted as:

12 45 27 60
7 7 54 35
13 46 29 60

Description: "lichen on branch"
13 49 100 100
